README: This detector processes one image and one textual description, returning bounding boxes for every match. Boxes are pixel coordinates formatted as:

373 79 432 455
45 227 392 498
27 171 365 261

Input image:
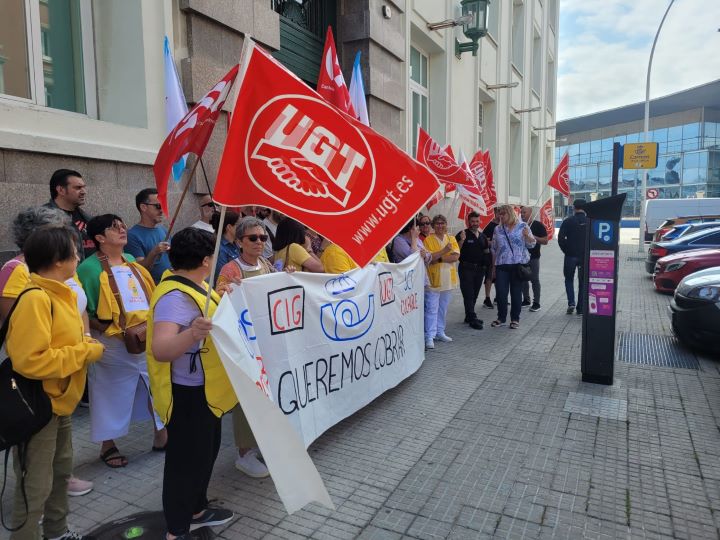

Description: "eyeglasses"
143 202 162 210
241 234 269 243
105 221 127 233
201 202 216 209
434 221 447 226
419 221 431 226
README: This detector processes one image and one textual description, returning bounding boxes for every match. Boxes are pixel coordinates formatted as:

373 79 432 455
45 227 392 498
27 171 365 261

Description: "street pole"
638 0 675 252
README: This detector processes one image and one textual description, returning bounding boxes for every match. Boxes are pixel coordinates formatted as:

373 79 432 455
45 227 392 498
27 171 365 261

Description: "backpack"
0 288 53 531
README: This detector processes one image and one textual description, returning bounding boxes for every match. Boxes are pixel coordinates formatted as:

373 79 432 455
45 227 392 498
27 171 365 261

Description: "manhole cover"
89 512 215 540
564 392 628 421
617 332 698 369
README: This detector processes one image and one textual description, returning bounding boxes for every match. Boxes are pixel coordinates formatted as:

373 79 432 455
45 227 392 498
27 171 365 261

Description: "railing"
270 0 327 40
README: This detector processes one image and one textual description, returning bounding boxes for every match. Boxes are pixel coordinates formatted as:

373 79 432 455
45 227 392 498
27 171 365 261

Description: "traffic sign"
646 188 659 199
623 143 659 169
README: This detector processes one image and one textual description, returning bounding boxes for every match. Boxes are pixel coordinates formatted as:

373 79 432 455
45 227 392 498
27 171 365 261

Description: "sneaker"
45 531 94 540
235 448 270 478
67 476 93 497
435 334 453 342
483 298 493 309
189 507 234 531
469 319 484 330
521 300 531 307
529 303 541 312
425 338 435 350
566 305 575 315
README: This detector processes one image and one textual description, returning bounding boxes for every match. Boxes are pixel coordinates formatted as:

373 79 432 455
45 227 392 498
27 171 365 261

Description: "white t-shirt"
192 220 214 233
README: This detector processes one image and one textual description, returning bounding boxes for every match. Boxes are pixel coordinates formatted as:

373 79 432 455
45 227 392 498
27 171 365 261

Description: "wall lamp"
485 82 519 89
533 125 557 130
548 138 567 143
429 0 491 58
513 106 541 114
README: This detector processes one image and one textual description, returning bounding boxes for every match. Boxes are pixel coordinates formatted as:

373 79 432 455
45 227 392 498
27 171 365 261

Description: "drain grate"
617 332 698 369
626 256 647 261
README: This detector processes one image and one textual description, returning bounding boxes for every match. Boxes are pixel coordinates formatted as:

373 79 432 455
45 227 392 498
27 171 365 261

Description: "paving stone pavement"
2 233 720 539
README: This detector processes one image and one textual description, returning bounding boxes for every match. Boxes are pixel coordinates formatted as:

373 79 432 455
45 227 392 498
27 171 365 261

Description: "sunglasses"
242 234 269 243
419 221 431 226
201 202 216 209
105 221 127 233
143 202 162 210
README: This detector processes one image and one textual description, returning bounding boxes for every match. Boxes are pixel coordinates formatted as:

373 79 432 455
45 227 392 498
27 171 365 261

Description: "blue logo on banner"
593 221 614 245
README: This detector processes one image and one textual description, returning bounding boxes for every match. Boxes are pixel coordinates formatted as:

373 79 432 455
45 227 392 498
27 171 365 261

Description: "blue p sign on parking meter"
593 221 615 245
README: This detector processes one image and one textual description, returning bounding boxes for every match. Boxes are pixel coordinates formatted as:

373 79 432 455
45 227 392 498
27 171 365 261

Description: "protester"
520 206 549 312
6 225 104 540
0 207 96 499
191 194 216 233
481 207 500 308
44 169 94 260
210 210 241 284
255 207 270 220
262 209 283 259
455 211 490 330
126 188 172 284
418 215 432 242
147 227 237 539
423 214 460 349
390 218 431 272
490 204 536 329
273 218 324 272
78 214 166 469
558 199 588 315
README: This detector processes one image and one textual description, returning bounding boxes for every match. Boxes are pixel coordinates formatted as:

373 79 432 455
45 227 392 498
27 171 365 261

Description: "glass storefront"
555 121 720 217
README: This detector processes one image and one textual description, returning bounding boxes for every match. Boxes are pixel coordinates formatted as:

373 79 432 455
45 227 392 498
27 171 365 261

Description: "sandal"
490 320 505 327
509 321 519 329
100 446 128 468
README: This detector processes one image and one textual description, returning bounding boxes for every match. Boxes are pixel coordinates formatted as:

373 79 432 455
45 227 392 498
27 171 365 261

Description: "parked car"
645 226 720 274
653 249 720 293
670 266 720 355
660 220 720 241
644 198 720 241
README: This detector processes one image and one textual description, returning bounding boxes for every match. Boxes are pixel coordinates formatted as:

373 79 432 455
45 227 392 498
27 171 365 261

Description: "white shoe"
435 334 453 342
235 448 269 478
67 476 93 497
425 338 435 349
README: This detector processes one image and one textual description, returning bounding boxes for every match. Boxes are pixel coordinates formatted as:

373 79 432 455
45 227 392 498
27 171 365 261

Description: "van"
644 198 720 241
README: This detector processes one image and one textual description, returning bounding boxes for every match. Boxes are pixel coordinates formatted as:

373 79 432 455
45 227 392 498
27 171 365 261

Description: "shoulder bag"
100 255 151 354
502 225 532 282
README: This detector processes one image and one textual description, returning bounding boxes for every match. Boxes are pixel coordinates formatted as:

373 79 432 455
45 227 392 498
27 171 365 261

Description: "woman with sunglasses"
417 216 432 241
423 214 460 349
273 217 324 272
490 204 536 329
77 215 167 469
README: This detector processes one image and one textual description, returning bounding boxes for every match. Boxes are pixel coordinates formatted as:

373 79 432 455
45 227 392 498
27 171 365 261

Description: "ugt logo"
246 95 376 215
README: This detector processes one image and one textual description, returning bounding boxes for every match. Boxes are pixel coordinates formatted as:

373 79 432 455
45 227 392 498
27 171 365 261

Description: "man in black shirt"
44 169 94 260
520 206 549 312
456 212 490 330
481 208 500 308
558 199 588 314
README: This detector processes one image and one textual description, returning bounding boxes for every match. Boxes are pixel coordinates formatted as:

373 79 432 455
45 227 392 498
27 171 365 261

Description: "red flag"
548 152 570 198
457 151 487 215
316 27 356 118
154 65 239 215
540 198 555 240
416 128 475 188
479 150 497 208
213 42 440 267
426 190 443 211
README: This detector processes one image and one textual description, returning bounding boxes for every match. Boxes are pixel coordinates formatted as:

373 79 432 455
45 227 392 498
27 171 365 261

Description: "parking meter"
581 193 627 385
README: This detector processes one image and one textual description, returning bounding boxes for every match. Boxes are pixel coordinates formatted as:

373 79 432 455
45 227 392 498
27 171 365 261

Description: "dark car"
645 226 720 274
661 221 720 241
670 266 720 355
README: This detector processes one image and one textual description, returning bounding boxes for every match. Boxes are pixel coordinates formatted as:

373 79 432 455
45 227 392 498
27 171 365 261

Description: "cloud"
558 0 720 120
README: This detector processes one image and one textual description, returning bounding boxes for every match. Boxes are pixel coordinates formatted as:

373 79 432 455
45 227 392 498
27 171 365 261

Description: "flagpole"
204 204 226 316
529 184 552 224
199 157 214 197
164 156 202 241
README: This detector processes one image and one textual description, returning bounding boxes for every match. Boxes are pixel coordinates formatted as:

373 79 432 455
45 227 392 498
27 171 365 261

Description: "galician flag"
349 51 369 126
163 36 188 181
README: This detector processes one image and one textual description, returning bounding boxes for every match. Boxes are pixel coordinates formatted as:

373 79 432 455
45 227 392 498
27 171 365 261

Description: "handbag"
501 225 532 282
99 255 151 354
0 288 53 531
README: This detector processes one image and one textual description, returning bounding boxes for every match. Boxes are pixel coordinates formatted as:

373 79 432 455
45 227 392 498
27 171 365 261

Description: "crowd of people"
0 168 585 540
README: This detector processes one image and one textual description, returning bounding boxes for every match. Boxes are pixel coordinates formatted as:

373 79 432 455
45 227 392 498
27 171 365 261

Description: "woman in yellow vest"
147 227 237 539
423 214 460 349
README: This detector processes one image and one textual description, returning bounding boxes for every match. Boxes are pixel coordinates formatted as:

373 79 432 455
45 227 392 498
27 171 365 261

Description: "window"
509 118 522 197
410 46 429 157
478 98 483 148
487 0 500 40
531 31 541 95
546 58 555 112
511 3 525 72
0 0 95 115
690 232 720 246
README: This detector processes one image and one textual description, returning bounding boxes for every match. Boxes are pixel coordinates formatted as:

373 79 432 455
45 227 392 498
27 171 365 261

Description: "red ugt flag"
416 128 475 188
548 152 570 198
476 150 497 209
316 27 356 118
153 65 239 215
540 198 555 240
214 42 440 267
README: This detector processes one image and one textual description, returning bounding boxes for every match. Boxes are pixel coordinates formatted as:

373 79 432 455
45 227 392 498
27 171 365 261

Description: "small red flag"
416 128 475 188
154 65 239 215
426 190 443 211
316 27 356 118
547 152 570 198
478 150 497 209
540 198 555 240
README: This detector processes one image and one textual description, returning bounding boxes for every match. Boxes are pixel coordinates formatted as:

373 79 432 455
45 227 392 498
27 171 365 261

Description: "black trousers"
459 262 485 320
163 384 222 536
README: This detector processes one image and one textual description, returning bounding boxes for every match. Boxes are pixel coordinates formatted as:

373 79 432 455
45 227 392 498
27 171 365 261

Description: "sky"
557 0 720 120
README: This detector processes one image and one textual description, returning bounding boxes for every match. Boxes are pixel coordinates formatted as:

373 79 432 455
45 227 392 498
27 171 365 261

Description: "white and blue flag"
164 36 188 181
348 51 369 126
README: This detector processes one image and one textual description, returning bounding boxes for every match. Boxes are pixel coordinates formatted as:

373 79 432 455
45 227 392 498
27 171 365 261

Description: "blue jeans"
495 265 523 322
563 255 584 310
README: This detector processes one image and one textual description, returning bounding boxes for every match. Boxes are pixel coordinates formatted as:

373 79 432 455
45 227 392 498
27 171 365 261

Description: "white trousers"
424 290 452 340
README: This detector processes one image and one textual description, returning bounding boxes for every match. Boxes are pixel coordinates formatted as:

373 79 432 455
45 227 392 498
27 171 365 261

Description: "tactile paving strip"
564 392 628 421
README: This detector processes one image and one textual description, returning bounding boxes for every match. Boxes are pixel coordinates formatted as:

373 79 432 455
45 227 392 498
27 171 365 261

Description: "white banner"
214 252 425 447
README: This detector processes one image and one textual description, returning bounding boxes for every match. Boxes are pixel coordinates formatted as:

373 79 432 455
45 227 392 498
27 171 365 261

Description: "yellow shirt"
424 234 460 291
7 274 103 416
320 244 389 273
274 243 312 271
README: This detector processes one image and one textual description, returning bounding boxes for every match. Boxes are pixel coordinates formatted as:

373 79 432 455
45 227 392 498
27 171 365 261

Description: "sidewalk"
3 236 720 539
